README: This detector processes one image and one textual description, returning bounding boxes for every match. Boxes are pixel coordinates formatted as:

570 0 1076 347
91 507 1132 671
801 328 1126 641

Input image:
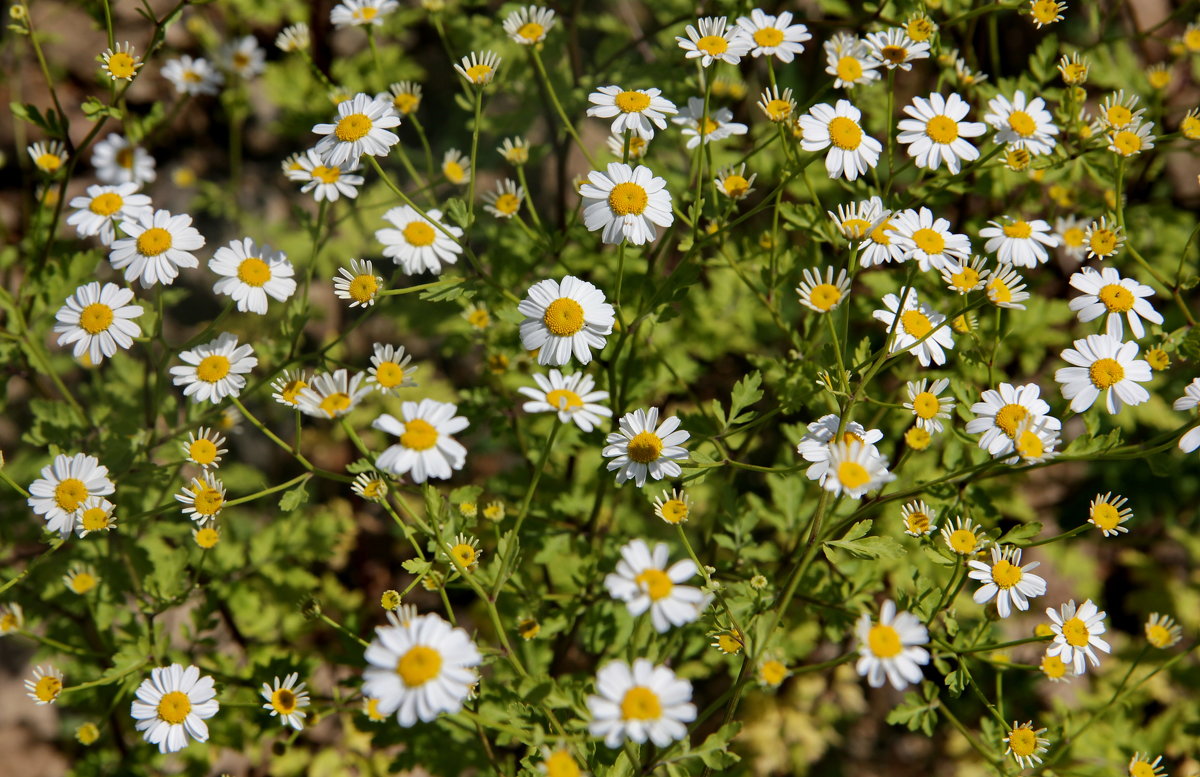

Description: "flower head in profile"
294 148 364 202
454 51 501 86
855 600 930 690
373 400 469 483
900 500 937 537
503 5 556 44
1144 613 1182 649
275 23 310 53
296 369 370 419
0 603 25 635
796 267 851 314
980 216 1059 268
715 163 757 201
170 333 257 404
586 659 696 747
757 86 796 123
671 97 748 149
130 664 219 753
604 539 710 632
864 28 930 71
28 140 66 174
518 276 615 365
518 370 612 432
602 408 690 487
986 265 1030 310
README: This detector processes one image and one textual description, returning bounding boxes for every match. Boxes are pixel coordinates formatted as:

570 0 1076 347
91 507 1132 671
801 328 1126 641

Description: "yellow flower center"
1105 104 1133 128
393 93 419 114
1112 130 1142 155
988 277 1013 304
80 506 111 532
990 559 1023 589
1041 654 1068 678
634 568 674 601
400 418 439 451
765 99 792 122
912 392 940 419
1008 110 1037 137
116 148 135 168
79 303 115 335
828 116 863 150
107 51 138 78
722 174 750 198
620 686 662 720
1145 624 1172 648
451 543 477 567
237 257 271 287
544 750 580 777
545 388 583 410
627 430 664 463
836 460 871 489
715 631 742 654
136 227 173 257
808 283 842 311
841 217 870 238
396 645 442 687
493 193 521 215
192 485 224 516
696 35 728 56
157 691 192 725
608 181 648 216
659 499 689 524
312 165 341 184
1016 428 1044 459
906 512 931 534
869 218 894 245
615 90 650 112
1061 616 1091 647
1003 220 1033 239
272 688 297 714
950 267 980 292
1007 727 1037 756
906 427 932 449
349 274 378 303
542 297 586 336
1097 284 1135 313
995 404 1028 438
1186 28 1200 51
69 572 97 593
182 70 204 83
1146 348 1169 370
880 45 907 64
1131 762 1159 777
465 64 494 82
279 379 308 405
1089 357 1125 389
760 659 788 686
334 113 373 142
1181 115 1200 140
906 18 934 41
912 227 946 255
36 152 62 172
194 527 220 548
443 161 465 183
949 529 977 554
1062 227 1084 247
867 624 903 657
1089 229 1119 255
54 478 88 512
402 221 436 247
518 619 541 640
836 56 863 82
900 309 933 338
319 392 353 417
1090 502 1121 531
374 362 405 388
925 115 960 144
197 355 231 383
188 439 218 464
357 6 378 20
516 21 544 41
466 308 490 328
753 26 783 47
34 675 63 703
89 192 124 216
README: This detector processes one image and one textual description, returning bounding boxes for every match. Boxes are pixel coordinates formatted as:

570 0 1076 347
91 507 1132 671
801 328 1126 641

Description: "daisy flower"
890 206 971 272
261 673 309 730
518 276 615 366
1012 416 1060 463
757 86 795 123
66 183 152 245
824 34 880 87
796 414 884 484
829 196 884 240
897 93 987 174
586 659 696 747
314 93 400 167
984 91 1059 155
352 471 389 503
222 35 265 79
1089 492 1133 536
441 149 468 184
193 526 220 549
734 9 811 63
25 666 64 705
483 179 524 219
1144 613 1183 649
0 603 25 634
373 400 470 483
377 205 463 274
454 51 501 86
1099 90 1145 130
676 17 750 67
53 281 144 364
966 382 1059 458
367 343 418 394
796 267 851 314
1108 120 1156 157
1004 721 1049 768
295 369 370 419
604 539 710 632
980 217 1059 267
75 495 117 537
518 370 612 432
859 212 908 266
275 23 310 52
900 500 937 537
176 472 226 524
330 0 398 27
28 453 115 538
182 427 227 469
28 140 66 174
334 258 383 307
1040 651 1073 682
603 408 690 487
586 85 677 140
130 664 219 753
671 97 748 149
1174 378 1200 453
715 164 756 200
653 488 691 524
295 148 364 202
1045 599 1110 675
170 332 258 404
271 370 310 407
109 209 204 288
758 658 789 687
855 599 930 690
1054 215 1088 261
447 534 481 570
904 378 954 433
968 545 1047 618
91 133 156 186
800 100 883 182
64 564 98 595
209 238 296 314
162 56 223 96
823 440 895 498
363 612 481 726
503 5 556 45
873 289 955 367
864 28 930 71
942 255 990 294
537 747 584 777
1083 216 1126 261
1068 266 1162 339
986 265 1030 310
1181 108 1200 140
1129 754 1167 777
941 516 988 555
498 136 531 165
101 41 142 80
1055 333 1151 414
385 81 422 115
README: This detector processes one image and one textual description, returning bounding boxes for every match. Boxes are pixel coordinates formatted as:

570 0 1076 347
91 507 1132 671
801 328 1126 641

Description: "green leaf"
402 558 432 576
728 370 764 425
694 722 742 769
82 96 122 121
825 533 906 560
279 483 309 512
997 521 1043 545
886 682 939 735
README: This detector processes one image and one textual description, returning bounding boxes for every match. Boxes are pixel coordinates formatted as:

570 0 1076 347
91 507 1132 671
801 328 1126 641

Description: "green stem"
528 48 597 167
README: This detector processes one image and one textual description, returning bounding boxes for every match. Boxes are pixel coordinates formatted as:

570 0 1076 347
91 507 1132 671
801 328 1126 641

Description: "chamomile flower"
377 205 463 274
905 378 955 433
91 133 156 186
25 666 64 705
275 23 310 52
824 34 880 87
1099 90 1145 130
900 500 937 537
1108 120 1156 157
1040 651 1073 682
604 539 709 632
855 599 930 690
986 265 1030 310
28 140 66 174
711 629 742 654
603 408 690 487
454 51 501 86
967 382 1060 458
734 9 811 63
503 5 555 44
330 0 398 27
942 516 988 555
799 100 883 181
498 136 530 165
942 254 990 294
864 28 930 71
715 164 756 200
1052 216 1086 261
1084 216 1126 260
363 612 482 727
222 35 265 79
1029 0 1065 26
873 289 955 367
314 93 400 167
984 91 1059 155
1046 599 1110 675
1004 721 1049 768
757 86 796 123
367 343 418 394
441 149 469 184
109 209 204 288
261 673 309 730
352 471 389 502
607 132 649 159
953 56 988 87
758 658 789 687
170 332 258 404
890 207 971 272
672 97 748 148
969 545 1046 617
373 400 469 483
295 148 364 201
64 564 98 594
176 472 226 524
209 238 296 314
653 488 691 524
296 369 370 419
1129 754 1168 777
483 179 524 219
1174 378 1200 453
587 86 677 140
1181 108 1200 140
1144 613 1183 649
193 526 220 549
270 370 310 408
1088 492 1132 536
1055 333 1151 414
796 414 884 483
67 183 152 245
676 16 750 67
334 258 383 307
182 428 227 469
587 659 696 747
859 211 908 266
101 41 142 80
897 93 987 174
1069 266 1162 339
28 453 115 538
1013 416 1060 463
980 217 1059 267
384 81 422 115
0 603 25 634
518 370 612 432
829 196 884 240
447 534 481 570
796 267 851 313
823 440 895 498
130 664 219 753
75 496 117 537
53 281 144 364
518 276 615 365
162 55 223 96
